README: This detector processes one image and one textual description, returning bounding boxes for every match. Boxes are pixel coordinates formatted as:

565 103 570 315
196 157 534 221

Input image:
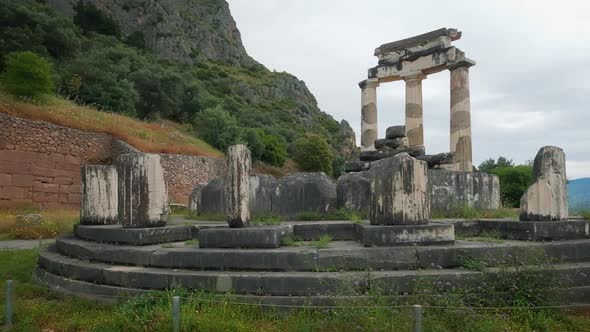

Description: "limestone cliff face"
48 0 254 66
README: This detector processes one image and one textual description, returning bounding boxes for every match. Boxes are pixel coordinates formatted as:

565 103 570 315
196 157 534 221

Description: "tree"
259 133 287 167
292 134 334 175
1 51 54 97
478 157 514 173
73 1 120 37
242 129 265 162
491 165 533 208
194 106 241 151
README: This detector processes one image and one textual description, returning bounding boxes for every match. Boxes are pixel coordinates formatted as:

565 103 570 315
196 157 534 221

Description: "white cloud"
227 0 590 178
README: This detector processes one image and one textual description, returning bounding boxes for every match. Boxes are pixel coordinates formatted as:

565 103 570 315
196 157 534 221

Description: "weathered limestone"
404 73 426 147
369 154 430 225
249 174 278 215
385 125 406 139
429 170 500 211
225 145 251 228
188 183 205 215
417 153 455 169
359 79 379 151
273 173 337 217
80 165 118 225
344 160 371 173
199 178 224 215
117 154 169 228
374 137 409 150
520 146 568 221
199 225 293 249
359 145 425 161
449 59 474 172
336 171 370 213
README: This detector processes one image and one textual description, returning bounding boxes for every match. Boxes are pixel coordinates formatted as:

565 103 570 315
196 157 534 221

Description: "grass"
295 209 367 222
280 235 303 247
0 89 221 157
431 206 519 220
311 234 333 249
460 230 505 244
2 250 590 331
0 205 78 239
251 214 282 226
184 239 199 246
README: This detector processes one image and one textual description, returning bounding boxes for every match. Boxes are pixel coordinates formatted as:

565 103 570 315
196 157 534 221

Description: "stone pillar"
360 79 379 151
117 154 169 228
80 165 118 225
225 145 251 228
520 146 568 221
449 61 475 172
403 73 426 147
369 153 430 225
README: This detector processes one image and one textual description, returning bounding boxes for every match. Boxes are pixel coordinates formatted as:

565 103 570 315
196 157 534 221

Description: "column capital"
401 72 427 82
447 58 476 71
359 78 380 89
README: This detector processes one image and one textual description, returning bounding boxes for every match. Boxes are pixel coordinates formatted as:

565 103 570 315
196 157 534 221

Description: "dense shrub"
1 51 54 97
292 134 334 175
73 1 120 37
194 106 241 151
491 165 534 208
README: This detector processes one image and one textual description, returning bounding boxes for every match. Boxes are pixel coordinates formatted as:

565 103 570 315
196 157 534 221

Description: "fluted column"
449 60 475 172
359 79 379 151
403 73 426 147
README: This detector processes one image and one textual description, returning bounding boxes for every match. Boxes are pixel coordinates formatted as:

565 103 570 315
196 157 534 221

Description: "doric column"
359 79 379 151
449 60 475 172
403 73 426 147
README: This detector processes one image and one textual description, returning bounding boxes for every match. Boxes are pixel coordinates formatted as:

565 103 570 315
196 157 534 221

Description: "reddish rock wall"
0 113 224 208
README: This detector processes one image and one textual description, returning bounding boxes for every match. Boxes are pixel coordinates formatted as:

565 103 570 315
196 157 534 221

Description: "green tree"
194 106 242 151
73 1 120 37
1 51 54 97
292 134 334 175
242 129 265 162
491 165 534 208
259 133 287 167
478 157 514 173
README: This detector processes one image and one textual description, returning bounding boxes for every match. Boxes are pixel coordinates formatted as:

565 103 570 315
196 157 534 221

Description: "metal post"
5 280 14 329
172 296 180 332
413 304 422 332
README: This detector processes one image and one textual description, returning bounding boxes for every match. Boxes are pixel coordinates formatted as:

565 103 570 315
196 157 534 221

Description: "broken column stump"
80 165 118 225
520 146 568 221
225 144 251 228
117 154 169 228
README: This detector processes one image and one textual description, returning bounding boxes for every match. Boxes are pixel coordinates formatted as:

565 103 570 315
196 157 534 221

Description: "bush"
73 1 120 37
1 51 54 97
195 106 242 151
292 134 334 175
259 133 288 166
491 165 533 208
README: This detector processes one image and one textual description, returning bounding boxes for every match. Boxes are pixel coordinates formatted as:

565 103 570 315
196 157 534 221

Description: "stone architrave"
225 145 251 228
369 153 430 225
449 60 474 172
117 154 169 228
360 79 379 151
80 165 118 225
403 73 426 147
520 146 568 221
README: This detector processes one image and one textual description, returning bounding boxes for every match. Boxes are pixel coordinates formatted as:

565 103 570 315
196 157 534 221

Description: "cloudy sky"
227 0 590 179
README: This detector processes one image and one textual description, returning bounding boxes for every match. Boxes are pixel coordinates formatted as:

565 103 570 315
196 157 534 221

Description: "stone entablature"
359 28 475 172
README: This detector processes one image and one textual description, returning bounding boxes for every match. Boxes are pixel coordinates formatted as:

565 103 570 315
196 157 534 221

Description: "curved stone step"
39 246 590 297
56 235 590 272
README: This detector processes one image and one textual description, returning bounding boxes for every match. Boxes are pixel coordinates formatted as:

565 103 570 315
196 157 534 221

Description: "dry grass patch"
0 205 78 239
0 91 221 157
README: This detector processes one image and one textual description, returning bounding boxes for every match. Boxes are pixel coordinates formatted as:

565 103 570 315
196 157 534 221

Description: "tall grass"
0 90 221 157
0 205 78 239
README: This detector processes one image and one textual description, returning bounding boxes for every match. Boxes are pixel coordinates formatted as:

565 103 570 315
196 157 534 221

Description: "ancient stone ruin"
34 29 587 308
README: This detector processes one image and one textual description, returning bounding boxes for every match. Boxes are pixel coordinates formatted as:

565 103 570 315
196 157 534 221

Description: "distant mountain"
569 178 590 213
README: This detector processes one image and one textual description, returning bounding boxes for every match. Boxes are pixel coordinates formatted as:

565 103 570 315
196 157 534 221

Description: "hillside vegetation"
0 0 356 175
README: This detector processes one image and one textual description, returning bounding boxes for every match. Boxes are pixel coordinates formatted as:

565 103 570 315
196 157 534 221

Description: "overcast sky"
227 0 590 179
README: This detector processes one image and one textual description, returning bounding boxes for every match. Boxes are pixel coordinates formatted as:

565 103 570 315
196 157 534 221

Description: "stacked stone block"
224 145 251 228
80 165 118 225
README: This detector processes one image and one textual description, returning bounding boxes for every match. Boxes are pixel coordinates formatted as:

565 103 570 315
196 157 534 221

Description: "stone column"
449 61 475 172
360 79 379 151
225 145 251 228
80 165 118 225
403 73 426 147
117 154 169 228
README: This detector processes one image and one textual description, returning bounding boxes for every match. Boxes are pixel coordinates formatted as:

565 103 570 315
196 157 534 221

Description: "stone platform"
358 223 454 246
199 225 294 248
36 219 590 306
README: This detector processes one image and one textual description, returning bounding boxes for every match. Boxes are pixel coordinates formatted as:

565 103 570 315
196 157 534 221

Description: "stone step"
35 268 590 307
39 246 590 297
56 235 590 272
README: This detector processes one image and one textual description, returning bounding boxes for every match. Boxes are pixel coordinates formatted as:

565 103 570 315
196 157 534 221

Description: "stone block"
417 152 454 168
249 174 277 215
292 222 358 241
199 225 294 248
0 174 11 186
336 171 370 213
375 137 408 150
74 225 193 245
428 170 500 211
359 145 425 161
369 154 430 225
344 160 370 173
272 173 337 218
80 165 118 225
479 219 590 241
358 223 454 246
199 178 225 215
117 154 169 228
11 174 33 187
224 145 251 228
520 146 568 221
385 125 406 139
188 183 205 214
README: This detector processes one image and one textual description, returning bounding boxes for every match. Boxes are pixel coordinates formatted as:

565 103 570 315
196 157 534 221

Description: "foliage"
491 165 534 208
431 206 519 220
1 51 54 98
194 106 241 151
259 132 288 166
460 230 505 244
477 156 514 173
73 1 120 37
581 210 590 220
252 214 282 226
312 234 333 248
292 134 334 175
